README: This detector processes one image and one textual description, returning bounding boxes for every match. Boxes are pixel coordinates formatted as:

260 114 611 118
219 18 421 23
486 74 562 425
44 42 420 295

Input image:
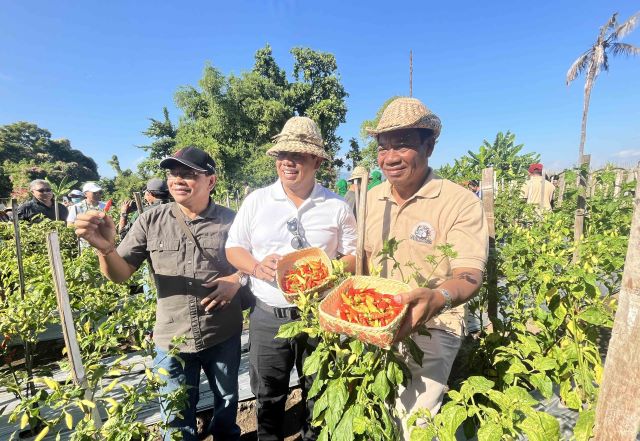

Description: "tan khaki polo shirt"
118 201 243 352
520 176 554 210
364 169 488 335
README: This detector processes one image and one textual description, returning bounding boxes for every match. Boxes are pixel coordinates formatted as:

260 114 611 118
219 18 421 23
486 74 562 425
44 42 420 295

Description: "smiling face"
276 151 322 196
377 129 434 194
166 166 216 207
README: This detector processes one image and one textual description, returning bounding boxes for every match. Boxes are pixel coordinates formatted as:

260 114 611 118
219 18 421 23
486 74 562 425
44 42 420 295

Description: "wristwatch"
435 288 453 315
238 272 249 287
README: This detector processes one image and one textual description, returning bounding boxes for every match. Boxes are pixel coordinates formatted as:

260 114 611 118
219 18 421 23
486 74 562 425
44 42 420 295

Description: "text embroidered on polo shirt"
410 222 436 244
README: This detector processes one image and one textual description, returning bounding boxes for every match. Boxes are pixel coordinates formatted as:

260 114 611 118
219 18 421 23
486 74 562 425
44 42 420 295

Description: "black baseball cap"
145 178 169 192
159 146 216 174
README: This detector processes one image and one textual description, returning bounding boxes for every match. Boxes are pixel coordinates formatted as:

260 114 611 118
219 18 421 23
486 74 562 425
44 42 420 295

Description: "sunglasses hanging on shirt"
287 218 304 249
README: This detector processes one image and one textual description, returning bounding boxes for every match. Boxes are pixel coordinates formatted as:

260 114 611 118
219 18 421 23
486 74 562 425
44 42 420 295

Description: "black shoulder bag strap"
170 202 216 262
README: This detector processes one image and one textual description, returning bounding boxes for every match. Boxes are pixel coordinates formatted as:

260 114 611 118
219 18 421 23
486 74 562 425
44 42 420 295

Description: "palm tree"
566 11 640 163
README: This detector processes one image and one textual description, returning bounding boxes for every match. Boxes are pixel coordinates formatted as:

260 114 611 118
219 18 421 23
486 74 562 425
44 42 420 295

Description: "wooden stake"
133 192 145 215
557 174 566 207
481 168 498 328
355 173 370 276
593 178 640 440
573 155 590 262
54 195 60 221
47 232 102 428
11 199 35 398
540 166 546 211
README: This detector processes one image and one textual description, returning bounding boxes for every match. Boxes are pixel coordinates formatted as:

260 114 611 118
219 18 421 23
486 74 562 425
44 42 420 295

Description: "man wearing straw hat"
226 116 357 440
344 165 368 216
364 97 489 437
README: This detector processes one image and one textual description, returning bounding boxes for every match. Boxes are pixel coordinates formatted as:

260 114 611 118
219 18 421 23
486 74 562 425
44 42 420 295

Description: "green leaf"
352 415 368 435
333 406 356 441
276 320 304 339
302 349 322 376
529 372 553 399
441 404 467 436
573 409 595 441
403 336 424 366
325 379 348 431
577 307 611 326
447 389 463 403
504 385 537 406
532 355 557 372
519 411 560 441
466 376 495 394
477 421 503 441
313 391 329 421
386 359 404 385
410 427 437 441
371 370 390 401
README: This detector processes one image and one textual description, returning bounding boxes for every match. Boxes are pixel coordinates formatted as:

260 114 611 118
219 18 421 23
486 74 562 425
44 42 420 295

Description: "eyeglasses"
34 188 52 193
287 218 304 249
166 169 207 180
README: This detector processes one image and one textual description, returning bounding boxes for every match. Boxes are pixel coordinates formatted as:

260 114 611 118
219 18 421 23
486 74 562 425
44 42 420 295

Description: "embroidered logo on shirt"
410 222 436 244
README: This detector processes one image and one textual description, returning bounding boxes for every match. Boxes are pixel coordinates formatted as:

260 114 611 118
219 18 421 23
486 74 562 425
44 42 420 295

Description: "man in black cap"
17 179 68 222
118 178 171 239
73 146 244 441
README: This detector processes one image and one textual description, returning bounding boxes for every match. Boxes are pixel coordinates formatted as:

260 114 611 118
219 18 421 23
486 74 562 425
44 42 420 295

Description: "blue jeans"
153 334 241 441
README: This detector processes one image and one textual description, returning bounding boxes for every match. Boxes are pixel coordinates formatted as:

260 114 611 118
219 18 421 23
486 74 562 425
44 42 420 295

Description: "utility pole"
409 50 413 97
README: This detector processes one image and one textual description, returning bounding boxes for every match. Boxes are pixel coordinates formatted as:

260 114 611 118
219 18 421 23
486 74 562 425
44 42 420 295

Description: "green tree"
566 11 640 163
437 131 540 183
358 96 400 169
100 154 146 203
0 122 99 199
169 45 348 196
345 138 362 171
137 107 177 176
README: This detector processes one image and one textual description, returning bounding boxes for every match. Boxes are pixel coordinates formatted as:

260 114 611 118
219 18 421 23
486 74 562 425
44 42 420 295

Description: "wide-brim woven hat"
266 116 330 160
367 97 442 139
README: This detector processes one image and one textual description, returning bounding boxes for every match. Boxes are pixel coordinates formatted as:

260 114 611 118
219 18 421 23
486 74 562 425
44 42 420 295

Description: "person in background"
368 169 383 190
17 179 68 222
226 116 357 441
118 178 170 239
364 97 488 439
521 163 554 211
0 204 12 222
67 182 106 224
467 179 482 198
73 146 244 440
335 178 348 197
67 189 85 206
344 165 368 217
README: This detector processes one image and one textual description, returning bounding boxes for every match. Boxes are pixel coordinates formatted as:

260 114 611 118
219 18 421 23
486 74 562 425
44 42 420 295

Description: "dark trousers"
249 304 318 441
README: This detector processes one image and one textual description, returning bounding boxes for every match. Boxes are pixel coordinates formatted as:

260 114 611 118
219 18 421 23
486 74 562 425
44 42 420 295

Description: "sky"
1 0 639 178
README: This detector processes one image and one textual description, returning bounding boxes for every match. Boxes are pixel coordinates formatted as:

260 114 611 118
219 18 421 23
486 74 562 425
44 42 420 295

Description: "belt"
256 299 301 320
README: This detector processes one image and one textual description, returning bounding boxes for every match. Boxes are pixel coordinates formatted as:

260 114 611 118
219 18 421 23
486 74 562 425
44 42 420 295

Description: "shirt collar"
194 199 218 220
270 179 326 203
377 168 442 202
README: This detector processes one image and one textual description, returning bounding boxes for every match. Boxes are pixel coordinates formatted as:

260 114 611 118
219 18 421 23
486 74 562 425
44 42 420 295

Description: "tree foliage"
437 131 540 183
0 122 99 199
169 45 348 196
566 11 640 162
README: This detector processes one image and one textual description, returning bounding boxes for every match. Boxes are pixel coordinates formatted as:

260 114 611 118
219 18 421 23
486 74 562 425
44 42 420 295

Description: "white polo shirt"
226 180 357 307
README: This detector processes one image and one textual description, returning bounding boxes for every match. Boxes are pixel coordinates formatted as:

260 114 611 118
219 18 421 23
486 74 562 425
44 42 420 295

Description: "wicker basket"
319 276 410 349
276 247 334 303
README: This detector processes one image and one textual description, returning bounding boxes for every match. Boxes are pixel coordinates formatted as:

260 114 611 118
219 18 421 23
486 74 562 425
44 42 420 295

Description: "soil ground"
197 388 303 441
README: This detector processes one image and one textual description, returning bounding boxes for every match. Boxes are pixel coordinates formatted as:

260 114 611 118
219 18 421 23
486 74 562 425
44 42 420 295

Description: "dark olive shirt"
17 198 68 222
117 201 243 352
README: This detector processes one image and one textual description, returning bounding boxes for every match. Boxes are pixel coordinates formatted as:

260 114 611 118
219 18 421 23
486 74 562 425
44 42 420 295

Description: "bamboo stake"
47 232 102 428
54 195 60 221
540 166 546 211
613 170 623 197
11 199 35 398
573 155 590 263
557 174 566 207
133 192 145 215
355 173 370 276
593 178 640 440
481 168 498 328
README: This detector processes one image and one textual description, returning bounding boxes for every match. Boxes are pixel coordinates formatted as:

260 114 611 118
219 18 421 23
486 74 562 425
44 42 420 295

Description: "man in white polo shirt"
226 116 357 441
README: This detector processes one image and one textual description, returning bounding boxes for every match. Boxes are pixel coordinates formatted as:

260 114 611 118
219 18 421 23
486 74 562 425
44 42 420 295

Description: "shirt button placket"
185 228 203 351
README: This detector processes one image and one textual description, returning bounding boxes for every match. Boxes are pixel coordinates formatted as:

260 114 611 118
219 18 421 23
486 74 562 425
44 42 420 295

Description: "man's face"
377 129 433 188
276 152 322 193
32 185 53 204
166 166 216 206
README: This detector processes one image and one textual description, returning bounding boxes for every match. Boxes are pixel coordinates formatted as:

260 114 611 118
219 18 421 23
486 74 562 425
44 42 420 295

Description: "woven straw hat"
348 165 369 182
266 116 330 160
367 97 441 139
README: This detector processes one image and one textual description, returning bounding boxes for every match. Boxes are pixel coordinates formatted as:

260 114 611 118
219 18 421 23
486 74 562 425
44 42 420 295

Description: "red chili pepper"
104 199 113 212
283 260 329 294
336 287 402 327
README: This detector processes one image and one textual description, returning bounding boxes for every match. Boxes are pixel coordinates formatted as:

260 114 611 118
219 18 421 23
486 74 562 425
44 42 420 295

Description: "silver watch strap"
436 288 453 315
